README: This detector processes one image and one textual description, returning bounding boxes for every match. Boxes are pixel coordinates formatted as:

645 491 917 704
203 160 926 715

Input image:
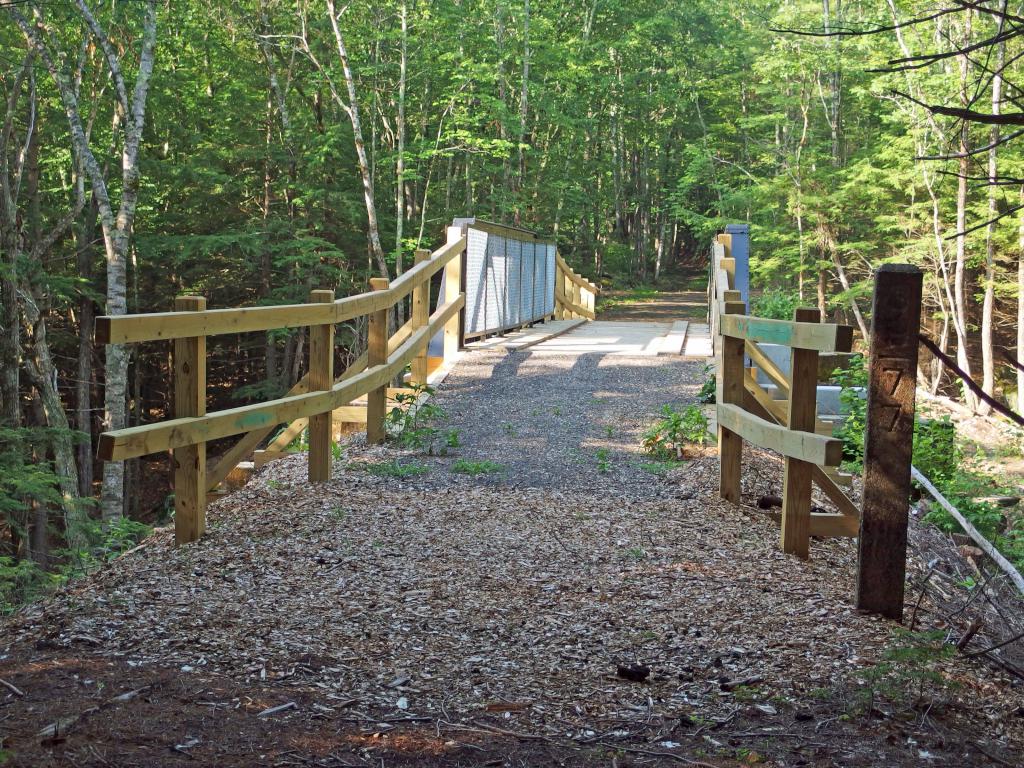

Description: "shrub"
752 290 801 320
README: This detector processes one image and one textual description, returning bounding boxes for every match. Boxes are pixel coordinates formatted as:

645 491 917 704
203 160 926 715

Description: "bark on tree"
10 1 160 519
954 10 979 412
980 1 1007 416
320 0 389 279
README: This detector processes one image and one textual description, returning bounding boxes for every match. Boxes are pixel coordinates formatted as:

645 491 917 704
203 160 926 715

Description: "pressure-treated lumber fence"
711 233 924 620
555 254 598 320
97 227 467 544
711 235 859 559
97 221 598 545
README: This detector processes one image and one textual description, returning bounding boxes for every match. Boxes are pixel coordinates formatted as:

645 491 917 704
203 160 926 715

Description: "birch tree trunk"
324 0 389 279
1018 189 1024 414
954 10 979 412
394 1 408 324
980 2 1007 416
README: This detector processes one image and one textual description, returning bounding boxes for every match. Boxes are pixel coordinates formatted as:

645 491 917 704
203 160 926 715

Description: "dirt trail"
598 290 708 322
1 334 1021 767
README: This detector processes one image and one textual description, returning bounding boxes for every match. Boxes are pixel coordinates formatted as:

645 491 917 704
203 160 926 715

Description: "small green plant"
625 546 647 561
639 460 676 476
384 381 445 451
267 479 284 490
697 373 716 404
642 404 708 460
605 425 615 438
501 421 517 437
445 429 461 448
331 442 344 460
552 406 562 416
596 448 611 473
329 507 349 521
350 460 429 478
854 629 957 716
451 459 503 475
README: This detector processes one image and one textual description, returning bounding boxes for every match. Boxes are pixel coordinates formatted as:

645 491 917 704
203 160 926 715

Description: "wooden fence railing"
711 234 859 559
555 255 598 320
712 233 930 621
97 226 466 544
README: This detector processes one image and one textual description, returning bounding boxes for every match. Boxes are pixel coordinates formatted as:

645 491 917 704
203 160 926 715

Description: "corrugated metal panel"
520 241 535 322
544 244 557 316
507 238 522 328
457 219 558 337
464 228 488 335
532 242 546 319
484 233 506 331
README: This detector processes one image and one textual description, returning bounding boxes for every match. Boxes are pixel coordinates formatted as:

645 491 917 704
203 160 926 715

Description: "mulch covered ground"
1 340 1022 767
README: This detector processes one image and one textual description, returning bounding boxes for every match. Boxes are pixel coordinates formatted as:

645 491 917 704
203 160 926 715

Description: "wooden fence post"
444 227 463 359
718 300 746 503
173 295 206 545
412 249 430 384
857 265 922 621
308 289 335 482
781 307 821 559
367 277 390 444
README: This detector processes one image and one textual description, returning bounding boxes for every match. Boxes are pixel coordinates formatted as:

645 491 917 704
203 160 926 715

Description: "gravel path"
417 339 707 494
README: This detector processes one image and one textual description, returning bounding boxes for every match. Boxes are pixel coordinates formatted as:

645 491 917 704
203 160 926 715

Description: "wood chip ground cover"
1 341 1021 767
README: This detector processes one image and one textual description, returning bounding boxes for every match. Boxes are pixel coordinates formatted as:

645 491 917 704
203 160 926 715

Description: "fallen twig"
258 701 297 717
0 678 25 697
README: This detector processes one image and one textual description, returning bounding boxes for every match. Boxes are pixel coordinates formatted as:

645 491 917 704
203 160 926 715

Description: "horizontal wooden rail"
721 314 853 353
556 254 600 293
555 255 598 321
555 294 594 319
97 236 465 344
716 403 844 466
99 295 463 461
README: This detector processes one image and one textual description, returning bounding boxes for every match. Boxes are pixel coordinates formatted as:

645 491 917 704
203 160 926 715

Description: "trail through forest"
1 316 1021 767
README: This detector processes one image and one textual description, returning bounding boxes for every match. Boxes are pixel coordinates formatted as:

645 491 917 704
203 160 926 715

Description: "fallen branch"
912 466 1024 596
0 678 25 697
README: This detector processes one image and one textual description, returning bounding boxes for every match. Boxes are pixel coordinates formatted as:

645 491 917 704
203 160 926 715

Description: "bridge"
5 221 1021 765
95 218 902 582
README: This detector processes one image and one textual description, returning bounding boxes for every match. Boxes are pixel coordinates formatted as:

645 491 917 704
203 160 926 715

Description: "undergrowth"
833 356 1024 569
451 459 503 475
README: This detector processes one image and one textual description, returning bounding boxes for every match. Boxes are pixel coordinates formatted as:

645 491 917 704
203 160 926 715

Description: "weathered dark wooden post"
856 264 922 621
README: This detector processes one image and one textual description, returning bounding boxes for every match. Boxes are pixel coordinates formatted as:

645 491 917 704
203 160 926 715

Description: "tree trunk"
325 0 389 279
980 2 1007 415
394 1 408 324
954 11 979 411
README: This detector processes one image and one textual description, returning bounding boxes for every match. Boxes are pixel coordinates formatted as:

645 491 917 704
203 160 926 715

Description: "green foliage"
350 460 429 478
697 365 716 405
855 629 957 716
595 448 611 474
638 460 677 476
642 405 708 460
0 557 62 614
384 382 446 452
833 354 868 470
451 459 503 475
751 290 801 320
